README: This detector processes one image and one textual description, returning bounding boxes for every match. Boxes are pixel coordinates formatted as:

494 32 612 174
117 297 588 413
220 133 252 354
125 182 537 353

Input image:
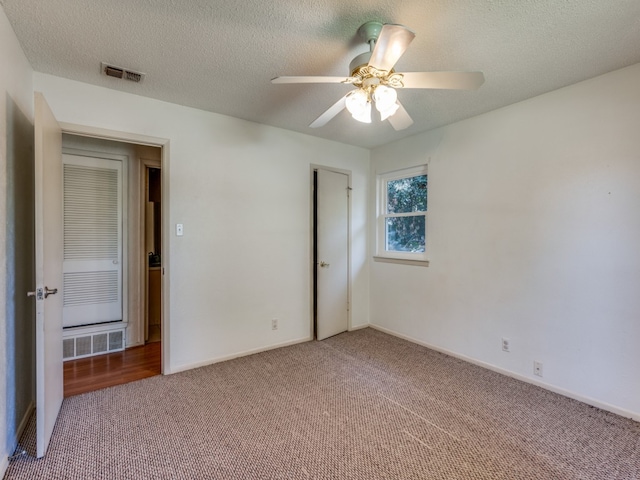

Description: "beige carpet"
6 328 640 479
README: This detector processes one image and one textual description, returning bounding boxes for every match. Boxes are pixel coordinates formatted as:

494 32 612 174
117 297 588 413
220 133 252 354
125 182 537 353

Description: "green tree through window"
377 166 428 260
387 175 427 213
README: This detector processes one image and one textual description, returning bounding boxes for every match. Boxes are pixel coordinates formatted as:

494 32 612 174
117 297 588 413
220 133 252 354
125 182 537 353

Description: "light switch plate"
176 223 184 236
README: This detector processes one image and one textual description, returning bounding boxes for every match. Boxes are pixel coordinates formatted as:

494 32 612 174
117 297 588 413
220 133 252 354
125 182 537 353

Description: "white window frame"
375 165 428 265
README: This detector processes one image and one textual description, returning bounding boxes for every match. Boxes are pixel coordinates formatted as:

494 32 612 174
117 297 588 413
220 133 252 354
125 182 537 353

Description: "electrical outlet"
271 318 278 330
534 361 543 377
501 337 510 352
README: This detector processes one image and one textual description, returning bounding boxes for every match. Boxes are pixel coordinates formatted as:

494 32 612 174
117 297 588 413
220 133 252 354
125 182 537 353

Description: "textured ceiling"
2 0 640 148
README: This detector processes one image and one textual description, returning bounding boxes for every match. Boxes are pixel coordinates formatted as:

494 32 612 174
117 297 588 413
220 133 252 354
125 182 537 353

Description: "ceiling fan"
272 21 485 130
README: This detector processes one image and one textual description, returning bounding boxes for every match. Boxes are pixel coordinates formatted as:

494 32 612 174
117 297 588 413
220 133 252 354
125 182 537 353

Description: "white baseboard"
167 336 312 374
369 324 640 422
14 401 34 447
2 400 35 477
348 323 369 332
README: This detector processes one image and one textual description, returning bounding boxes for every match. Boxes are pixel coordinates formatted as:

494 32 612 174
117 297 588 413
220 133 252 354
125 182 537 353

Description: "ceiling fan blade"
388 101 413 131
368 24 415 72
399 71 485 90
309 94 348 128
271 76 352 84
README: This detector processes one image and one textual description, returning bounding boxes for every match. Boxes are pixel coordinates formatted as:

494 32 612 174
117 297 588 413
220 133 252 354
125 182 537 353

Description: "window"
376 165 428 263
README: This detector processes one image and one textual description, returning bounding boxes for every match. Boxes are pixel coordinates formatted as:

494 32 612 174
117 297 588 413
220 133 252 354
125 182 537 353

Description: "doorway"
144 164 162 344
312 166 351 340
59 133 163 395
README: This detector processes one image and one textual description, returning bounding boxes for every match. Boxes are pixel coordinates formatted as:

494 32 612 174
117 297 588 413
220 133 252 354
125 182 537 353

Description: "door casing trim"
59 122 170 374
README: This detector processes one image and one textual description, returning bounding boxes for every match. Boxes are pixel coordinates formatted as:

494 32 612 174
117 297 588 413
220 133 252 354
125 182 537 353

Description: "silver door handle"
319 261 330 268
27 287 44 300
44 286 58 298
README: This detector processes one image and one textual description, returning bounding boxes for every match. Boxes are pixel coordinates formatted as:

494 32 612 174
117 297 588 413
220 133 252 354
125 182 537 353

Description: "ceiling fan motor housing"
350 21 384 75
357 21 383 44
349 52 373 76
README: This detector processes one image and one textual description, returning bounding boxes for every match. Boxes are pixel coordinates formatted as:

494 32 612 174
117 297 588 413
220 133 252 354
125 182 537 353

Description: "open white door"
316 169 349 340
32 92 64 458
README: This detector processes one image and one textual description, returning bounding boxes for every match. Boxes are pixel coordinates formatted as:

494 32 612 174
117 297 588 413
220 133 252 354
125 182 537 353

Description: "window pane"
386 215 425 253
387 175 427 214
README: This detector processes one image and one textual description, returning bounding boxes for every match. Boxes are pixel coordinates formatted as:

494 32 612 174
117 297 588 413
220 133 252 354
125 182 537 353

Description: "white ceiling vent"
101 62 145 83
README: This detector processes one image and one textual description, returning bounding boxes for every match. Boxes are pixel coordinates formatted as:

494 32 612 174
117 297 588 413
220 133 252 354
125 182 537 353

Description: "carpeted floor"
5 328 640 479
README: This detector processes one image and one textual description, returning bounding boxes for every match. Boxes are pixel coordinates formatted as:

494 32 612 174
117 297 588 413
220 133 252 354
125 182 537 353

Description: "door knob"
27 287 58 300
44 286 58 298
27 287 44 300
319 261 330 268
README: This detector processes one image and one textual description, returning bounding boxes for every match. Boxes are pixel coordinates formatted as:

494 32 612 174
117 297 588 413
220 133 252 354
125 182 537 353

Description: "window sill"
373 256 430 267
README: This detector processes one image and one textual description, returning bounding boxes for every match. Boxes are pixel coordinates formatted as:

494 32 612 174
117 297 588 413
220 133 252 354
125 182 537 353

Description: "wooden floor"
64 342 161 398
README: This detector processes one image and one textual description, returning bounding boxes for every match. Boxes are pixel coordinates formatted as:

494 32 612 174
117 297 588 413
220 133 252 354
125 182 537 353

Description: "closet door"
62 154 122 327
315 168 349 340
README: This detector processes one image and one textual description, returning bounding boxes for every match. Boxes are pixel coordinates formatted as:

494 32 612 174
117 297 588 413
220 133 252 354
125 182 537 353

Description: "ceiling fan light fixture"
373 85 397 110
373 85 399 121
352 101 372 123
345 89 372 123
273 22 484 130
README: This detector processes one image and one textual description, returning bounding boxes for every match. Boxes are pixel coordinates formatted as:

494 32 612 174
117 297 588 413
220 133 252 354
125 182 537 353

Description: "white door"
62 155 123 327
316 169 349 340
32 93 64 458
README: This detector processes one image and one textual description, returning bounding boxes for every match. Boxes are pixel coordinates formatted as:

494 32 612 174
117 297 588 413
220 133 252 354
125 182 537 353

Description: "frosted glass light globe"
345 89 372 123
373 85 397 110
373 85 399 120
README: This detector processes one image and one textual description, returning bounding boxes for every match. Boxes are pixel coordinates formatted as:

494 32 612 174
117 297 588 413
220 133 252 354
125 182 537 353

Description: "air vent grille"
125 71 143 83
76 336 92 356
63 338 75 359
101 62 145 83
93 333 108 354
104 65 124 79
109 331 124 351
63 327 125 361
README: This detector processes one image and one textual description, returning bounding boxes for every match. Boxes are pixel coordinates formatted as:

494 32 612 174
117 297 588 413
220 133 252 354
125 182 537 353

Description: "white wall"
0 4 35 476
34 73 370 372
370 63 640 419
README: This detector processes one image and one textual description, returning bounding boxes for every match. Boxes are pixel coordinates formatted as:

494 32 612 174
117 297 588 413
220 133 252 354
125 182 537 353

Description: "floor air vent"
101 62 145 83
63 327 126 361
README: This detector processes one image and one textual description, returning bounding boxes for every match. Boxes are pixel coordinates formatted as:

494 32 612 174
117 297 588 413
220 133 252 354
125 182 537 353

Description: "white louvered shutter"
62 154 122 328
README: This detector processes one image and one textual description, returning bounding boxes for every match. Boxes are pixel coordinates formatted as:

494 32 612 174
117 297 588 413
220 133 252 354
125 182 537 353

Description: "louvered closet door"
62 154 122 328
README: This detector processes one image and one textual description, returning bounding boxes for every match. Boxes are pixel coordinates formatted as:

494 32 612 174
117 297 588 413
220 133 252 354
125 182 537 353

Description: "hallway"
64 342 161 397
